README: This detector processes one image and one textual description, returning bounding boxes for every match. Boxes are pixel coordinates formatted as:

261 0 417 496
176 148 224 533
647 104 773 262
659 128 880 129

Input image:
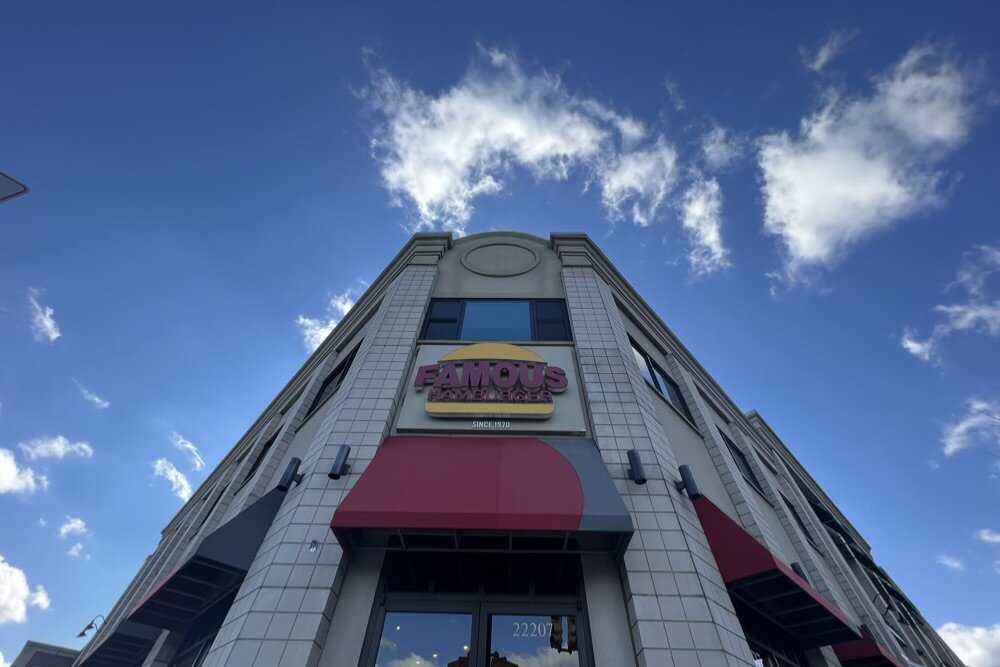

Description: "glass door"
484 610 582 667
370 609 475 667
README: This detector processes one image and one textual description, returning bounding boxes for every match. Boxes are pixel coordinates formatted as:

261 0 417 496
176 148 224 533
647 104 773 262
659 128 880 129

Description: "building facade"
61 232 961 667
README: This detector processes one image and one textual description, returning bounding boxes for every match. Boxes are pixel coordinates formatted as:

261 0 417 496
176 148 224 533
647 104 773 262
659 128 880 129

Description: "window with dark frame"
361 552 592 667
239 430 278 487
420 299 572 342
304 344 360 419
628 336 694 422
780 492 821 551
721 431 767 497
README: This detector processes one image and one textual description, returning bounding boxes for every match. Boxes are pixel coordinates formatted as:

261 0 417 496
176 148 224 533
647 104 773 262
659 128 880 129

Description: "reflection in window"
462 301 532 341
488 614 579 667
374 611 472 667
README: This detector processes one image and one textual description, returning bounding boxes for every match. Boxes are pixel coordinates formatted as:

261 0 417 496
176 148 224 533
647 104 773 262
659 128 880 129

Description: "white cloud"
37 518 46 528
759 44 980 283
900 330 936 362
1 650 7 667
152 458 191 501
977 529 1000 545
902 245 1000 362
67 543 84 558
599 137 679 227
364 47 694 240
27 288 61 343
700 125 742 171
19 436 93 461
0 449 46 496
662 78 686 111
58 517 87 539
296 286 362 352
936 554 965 571
169 432 205 471
680 174 730 275
74 380 109 409
802 29 859 72
942 398 1000 457
938 622 1000 667
0 555 50 624
927 459 941 471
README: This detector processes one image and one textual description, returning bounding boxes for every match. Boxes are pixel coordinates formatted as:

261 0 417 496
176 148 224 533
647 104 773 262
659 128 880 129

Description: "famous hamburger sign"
397 343 586 434
413 343 568 419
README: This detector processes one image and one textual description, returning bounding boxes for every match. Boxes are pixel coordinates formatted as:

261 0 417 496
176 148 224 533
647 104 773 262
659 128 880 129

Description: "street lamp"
77 614 105 638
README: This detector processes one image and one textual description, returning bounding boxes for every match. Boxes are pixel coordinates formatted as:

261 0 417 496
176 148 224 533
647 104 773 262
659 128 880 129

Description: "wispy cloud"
19 436 93 461
27 288 60 343
942 398 1000 457
296 282 366 352
938 622 1000 667
67 543 84 558
0 555 50 624
937 554 965 571
57 517 87 539
0 450 47 496
801 29 859 72
152 458 192 501
662 78 686 111
362 46 721 267
700 124 743 171
758 44 981 285
901 245 1000 363
680 173 730 276
977 529 1000 545
74 380 110 409
169 432 205 471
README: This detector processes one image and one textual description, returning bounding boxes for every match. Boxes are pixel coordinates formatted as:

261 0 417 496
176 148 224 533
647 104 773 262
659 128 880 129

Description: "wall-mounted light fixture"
277 457 304 491
328 445 351 480
674 464 701 499
76 614 105 638
626 449 647 485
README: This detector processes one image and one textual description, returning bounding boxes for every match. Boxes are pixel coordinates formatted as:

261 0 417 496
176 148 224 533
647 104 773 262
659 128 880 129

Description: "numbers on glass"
511 621 553 637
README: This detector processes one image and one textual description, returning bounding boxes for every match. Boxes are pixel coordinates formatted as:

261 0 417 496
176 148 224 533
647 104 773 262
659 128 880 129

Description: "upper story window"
421 299 571 341
721 431 767 498
303 343 360 419
780 492 822 552
628 336 694 422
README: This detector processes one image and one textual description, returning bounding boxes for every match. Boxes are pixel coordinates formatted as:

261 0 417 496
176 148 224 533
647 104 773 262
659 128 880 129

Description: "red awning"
127 487 285 632
331 436 633 553
834 634 905 667
692 496 861 648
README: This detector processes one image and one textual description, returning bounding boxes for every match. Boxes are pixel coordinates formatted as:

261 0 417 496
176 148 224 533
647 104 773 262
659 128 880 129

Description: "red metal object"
332 436 584 533
834 634 906 667
691 495 861 648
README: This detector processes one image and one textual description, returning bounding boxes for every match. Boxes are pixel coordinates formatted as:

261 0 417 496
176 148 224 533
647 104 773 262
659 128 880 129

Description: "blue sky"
2 2 999 665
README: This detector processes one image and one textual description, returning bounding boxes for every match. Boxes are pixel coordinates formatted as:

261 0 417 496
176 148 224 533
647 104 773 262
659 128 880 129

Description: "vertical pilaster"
200 264 437 667
564 266 754 667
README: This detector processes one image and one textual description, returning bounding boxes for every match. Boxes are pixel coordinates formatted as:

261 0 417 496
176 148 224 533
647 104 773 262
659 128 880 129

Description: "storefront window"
488 614 580 667
362 553 592 667
373 611 473 667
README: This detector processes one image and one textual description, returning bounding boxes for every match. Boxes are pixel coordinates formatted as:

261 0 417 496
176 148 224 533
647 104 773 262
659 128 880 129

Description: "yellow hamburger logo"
413 343 568 419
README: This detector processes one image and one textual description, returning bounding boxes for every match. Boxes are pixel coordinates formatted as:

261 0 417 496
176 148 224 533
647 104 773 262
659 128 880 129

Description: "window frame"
359 595 593 667
628 336 696 426
236 430 278 490
780 492 823 553
419 299 572 342
720 430 769 502
301 344 360 422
